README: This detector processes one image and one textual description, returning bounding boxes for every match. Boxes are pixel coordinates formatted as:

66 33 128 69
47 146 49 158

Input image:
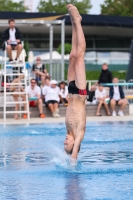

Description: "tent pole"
50 24 53 77
61 19 65 81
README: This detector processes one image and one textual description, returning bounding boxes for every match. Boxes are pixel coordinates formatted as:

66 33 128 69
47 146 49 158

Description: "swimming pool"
0 121 133 200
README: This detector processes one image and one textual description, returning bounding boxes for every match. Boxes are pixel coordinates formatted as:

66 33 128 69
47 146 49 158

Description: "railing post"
49 24 53 78
61 19 65 81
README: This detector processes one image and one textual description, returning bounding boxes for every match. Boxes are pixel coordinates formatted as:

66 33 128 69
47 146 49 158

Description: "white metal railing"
86 79 126 90
2 42 30 121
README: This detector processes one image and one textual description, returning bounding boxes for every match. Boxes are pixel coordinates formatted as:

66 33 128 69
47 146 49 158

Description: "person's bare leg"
103 101 111 115
6 45 13 60
15 44 23 59
68 5 86 89
38 99 43 114
96 101 103 116
110 99 116 111
118 99 128 111
67 5 77 83
48 104 54 114
21 95 27 111
41 75 45 87
13 95 19 119
53 103 59 112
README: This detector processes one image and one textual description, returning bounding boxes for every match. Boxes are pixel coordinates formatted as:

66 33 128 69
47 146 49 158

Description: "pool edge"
0 115 132 124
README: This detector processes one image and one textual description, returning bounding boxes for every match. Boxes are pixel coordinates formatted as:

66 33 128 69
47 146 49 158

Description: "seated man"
10 74 27 119
26 79 45 118
2 18 23 63
43 80 60 117
32 57 49 87
95 84 110 116
110 77 128 116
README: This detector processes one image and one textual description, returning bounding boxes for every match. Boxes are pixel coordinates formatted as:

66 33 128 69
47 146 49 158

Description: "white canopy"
34 51 61 61
34 51 70 61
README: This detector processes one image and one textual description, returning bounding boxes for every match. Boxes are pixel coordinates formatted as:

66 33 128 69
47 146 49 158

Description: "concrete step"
0 104 129 118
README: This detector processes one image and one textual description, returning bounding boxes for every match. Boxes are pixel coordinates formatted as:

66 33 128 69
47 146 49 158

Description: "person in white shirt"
95 84 111 116
2 18 23 63
110 77 128 116
58 81 68 104
43 80 60 117
42 77 51 93
26 79 45 118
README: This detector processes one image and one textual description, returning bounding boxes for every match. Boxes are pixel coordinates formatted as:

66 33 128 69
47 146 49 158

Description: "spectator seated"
95 83 111 116
26 78 45 118
58 81 68 105
43 79 60 117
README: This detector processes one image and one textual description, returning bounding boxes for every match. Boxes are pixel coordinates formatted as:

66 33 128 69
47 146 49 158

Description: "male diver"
64 4 87 161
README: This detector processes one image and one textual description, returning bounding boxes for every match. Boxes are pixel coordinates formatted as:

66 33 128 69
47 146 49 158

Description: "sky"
14 0 105 14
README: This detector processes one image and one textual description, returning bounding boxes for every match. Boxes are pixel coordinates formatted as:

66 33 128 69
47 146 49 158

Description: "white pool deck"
0 115 132 125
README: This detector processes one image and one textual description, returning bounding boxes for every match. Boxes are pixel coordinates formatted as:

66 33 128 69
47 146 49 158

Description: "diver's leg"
67 5 77 83
68 5 86 89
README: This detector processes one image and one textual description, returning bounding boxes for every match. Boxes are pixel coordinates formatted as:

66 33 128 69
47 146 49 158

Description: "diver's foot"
67 4 82 24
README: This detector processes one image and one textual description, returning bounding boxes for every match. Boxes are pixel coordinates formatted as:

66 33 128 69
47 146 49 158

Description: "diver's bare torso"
65 94 86 141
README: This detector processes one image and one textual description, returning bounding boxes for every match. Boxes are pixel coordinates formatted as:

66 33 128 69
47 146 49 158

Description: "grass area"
65 70 126 80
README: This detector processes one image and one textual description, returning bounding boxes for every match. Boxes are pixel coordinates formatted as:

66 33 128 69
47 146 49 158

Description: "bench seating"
0 104 129 118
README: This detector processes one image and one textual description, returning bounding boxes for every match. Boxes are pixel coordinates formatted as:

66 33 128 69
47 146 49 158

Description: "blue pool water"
0 121 133 200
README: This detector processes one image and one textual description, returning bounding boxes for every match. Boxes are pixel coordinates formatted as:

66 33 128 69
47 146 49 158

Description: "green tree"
0 0 27 12
24 42 29 61
57 43 72 55
101 0 133 16
37 0 92 14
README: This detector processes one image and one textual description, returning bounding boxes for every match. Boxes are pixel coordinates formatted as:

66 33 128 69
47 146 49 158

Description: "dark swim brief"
68 80 87 95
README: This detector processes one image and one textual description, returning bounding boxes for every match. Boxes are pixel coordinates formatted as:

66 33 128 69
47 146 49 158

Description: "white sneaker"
53 113 60 118
112 111 116 116
118 110 124 116
9 60 15 64
54 108 59 115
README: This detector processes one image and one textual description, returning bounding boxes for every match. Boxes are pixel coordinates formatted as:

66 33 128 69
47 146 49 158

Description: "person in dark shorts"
64 4 87 163
43 80 60 117
110 77 128 116
1 18 23 63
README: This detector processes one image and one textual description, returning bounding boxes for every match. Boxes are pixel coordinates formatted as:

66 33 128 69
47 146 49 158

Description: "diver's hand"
70 158 77 166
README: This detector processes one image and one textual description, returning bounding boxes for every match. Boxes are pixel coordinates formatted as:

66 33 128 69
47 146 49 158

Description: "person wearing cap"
32 57 49 87
26 78 45 118
43 80 60 117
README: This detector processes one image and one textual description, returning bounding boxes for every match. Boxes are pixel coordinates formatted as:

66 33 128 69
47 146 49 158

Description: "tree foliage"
101 0 133 16
0 0 27 12
57 43 72 55
37 0 92 14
